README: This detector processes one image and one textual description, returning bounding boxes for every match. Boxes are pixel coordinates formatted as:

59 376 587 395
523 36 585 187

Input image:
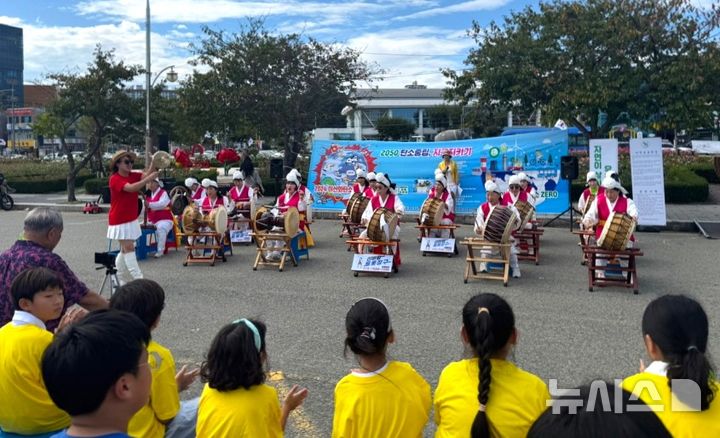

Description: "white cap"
586 171 598 183
601 176 627 194
202 178 218 189
508 175 521 186
375 172 391 188
484 180 501 194
356 168 367 179
434 172 447 187
232 171 244 180
185 177 199 189
366 171 377 181
152 178 164 188
605 169 619 181
518 172 530 182
291 169 302 180
286 171 300 186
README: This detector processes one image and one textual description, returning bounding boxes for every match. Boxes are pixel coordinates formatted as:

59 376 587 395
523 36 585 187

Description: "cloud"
394 0 511 21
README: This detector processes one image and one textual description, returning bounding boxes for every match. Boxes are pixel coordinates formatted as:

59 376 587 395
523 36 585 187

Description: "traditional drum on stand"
348 195 370 224
367 207 399 242
170 186 191 216
515 200 535 230
181 205 228 234
419 197 444 226
345 193 363 214
597 212 635 251
233 198 256 219
253 206 300 236
481 206 517 244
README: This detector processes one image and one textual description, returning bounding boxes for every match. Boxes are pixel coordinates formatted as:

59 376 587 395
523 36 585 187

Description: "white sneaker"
479 263 488 273
154 252 163 259
512 268 521 278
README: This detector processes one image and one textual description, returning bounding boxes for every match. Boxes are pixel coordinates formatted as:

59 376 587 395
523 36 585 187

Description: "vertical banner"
588 139 618 178
308 130 569 214
629 138 666 226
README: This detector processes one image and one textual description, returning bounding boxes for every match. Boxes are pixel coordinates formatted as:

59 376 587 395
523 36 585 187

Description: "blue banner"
308 130 569 215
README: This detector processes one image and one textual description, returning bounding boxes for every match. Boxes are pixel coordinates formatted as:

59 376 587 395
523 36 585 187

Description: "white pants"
480 242 519 269
431 218 454 238
153 220 174 253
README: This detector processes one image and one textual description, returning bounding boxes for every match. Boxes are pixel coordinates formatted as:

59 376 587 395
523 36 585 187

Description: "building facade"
0 24 23 152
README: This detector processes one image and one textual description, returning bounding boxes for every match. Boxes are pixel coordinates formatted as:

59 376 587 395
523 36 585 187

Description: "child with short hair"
109 279 199 438
332 297 431 437
196 318 308 437
433 293 549 438
0 267 71 437
42 309 151 438
622 294 719 437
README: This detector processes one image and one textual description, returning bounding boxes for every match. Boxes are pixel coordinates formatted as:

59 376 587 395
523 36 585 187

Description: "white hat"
434 172 447 187
484 180 501 194
291 169 302 180
184 177 199 189
518 172 530 182
601 176 627 194
152 178 164 188
232 171 244 180
356 168 367 179
202 178 218 189
508 175 521 186
605 169 619 181
366 171 377 181
586 171 598 183
375 172 391 188
286 171 300 186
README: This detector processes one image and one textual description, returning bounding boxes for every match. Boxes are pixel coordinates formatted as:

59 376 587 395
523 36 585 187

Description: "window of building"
362 109 389 128
390 108 419 127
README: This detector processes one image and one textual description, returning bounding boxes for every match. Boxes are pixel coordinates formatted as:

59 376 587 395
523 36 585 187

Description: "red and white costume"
426 172 455 238
474 180 521 276
146 186 174 255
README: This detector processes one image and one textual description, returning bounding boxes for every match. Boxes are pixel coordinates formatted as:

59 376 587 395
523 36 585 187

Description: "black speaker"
270 159 284 179
158 134 169 152
560 156 579 180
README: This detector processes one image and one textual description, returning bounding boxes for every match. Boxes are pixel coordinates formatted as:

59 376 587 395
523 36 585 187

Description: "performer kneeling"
266 172 309 260
228 171 256 231
145 178 174 258
474 180 521 278
358 173 404 263
503 175 534 229
425 170 455 238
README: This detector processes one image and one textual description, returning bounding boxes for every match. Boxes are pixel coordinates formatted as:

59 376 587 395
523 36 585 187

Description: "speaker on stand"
545 156 578 230
269 159 284 201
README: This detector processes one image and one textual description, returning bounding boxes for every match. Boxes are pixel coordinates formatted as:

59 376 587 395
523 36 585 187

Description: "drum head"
384 211 399 240
284 207 300 236
253 206 270 233
349 196 369 224
212 206 228 234
181 205 199 233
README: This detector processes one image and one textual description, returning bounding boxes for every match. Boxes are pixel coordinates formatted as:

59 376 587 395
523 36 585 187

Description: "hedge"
11 174 93 194
84 169 220 195
688 162 720 184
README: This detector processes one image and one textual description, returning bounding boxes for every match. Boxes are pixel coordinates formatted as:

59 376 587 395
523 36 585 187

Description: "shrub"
84 177 108 194
11 174 93 194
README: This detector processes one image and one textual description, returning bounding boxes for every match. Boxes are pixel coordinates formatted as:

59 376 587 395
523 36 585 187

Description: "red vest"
502 191 527 205
371 194 396 212
200 195 224 214
595 193 634 241
229 185 251 203
278 191 306 231
146 189 173 223
363 187 375 198
352 183 366 194
481 200 507 219
581 188 593 202
191 187 205 200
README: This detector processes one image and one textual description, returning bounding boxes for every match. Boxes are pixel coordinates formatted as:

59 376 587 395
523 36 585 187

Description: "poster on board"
629 138 667 226
588 139 618 179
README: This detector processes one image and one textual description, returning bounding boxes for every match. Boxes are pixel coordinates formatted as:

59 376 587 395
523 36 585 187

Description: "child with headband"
196 319 308 437
622 295 719 437
434 293 549 438
332 297 430 437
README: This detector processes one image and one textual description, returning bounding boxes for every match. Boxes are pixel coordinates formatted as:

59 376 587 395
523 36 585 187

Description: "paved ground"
0 210 718 437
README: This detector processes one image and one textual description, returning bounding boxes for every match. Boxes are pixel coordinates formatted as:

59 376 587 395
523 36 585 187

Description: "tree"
38 47 141 201
184 19 377 171
375 116 417 140
445 0 720 138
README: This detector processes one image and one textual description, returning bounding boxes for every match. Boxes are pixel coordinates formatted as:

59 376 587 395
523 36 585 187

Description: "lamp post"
144 0 178 168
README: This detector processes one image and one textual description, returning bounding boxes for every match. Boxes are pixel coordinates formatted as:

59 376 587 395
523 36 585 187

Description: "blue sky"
2 0 540 88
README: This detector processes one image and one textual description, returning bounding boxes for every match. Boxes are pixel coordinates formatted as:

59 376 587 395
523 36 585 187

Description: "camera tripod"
97 264 120 297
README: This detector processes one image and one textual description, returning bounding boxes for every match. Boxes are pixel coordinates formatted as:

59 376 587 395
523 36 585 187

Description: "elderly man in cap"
438 150 459 199
474 180 522 277
0 207 108 331
108 150 158 281
144 177 174 258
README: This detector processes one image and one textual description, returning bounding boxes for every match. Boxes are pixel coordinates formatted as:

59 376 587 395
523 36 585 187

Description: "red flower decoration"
217 148 240 165
173 149 191 168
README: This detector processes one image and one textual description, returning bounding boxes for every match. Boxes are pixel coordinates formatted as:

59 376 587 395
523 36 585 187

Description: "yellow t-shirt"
332 361 431 438
196 382 282 438
622 372 720 438
0 322 70 434
128 340 180 438
434 358 549 438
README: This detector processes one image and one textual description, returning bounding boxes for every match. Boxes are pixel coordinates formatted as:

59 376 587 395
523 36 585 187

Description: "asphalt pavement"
0 209 718 437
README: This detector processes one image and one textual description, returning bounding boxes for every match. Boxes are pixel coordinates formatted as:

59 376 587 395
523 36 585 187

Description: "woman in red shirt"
107 151 158 281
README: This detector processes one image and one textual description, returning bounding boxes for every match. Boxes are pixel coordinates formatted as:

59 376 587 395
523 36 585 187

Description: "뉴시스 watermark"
547 379 702 414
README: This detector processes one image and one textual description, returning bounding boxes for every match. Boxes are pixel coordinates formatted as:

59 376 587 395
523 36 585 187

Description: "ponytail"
470 312 494 438
667 346 716 411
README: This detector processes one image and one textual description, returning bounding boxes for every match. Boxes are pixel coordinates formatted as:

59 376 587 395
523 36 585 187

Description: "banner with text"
308 130 569 214
630 138 667 226
588 139 618 180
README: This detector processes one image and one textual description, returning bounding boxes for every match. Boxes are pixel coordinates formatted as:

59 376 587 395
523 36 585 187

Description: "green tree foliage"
180 19 376 170
375 116 417 140
445 0 720 137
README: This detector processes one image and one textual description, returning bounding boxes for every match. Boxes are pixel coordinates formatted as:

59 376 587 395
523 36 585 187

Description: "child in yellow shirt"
332 297 431 438
196 318 308 437
0 267 71 437
434 293 549 438
622 295 719 438
109 279 200 438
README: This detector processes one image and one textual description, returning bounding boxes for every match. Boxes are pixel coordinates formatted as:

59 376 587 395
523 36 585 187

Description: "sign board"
691 140 720 155
629 138 666 226
420 237 455 253
588 139 618 179
351 254 394 273
229 229 252 243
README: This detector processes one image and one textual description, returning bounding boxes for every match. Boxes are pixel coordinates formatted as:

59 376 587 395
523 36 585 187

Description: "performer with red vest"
517 172 537 205
144 178 174 258
363 172 377 198
503 175 534 229
184 177 205 203
352 168 369 194
474 180 521 277
276 171 314 246
578 171 600 214
199 179 232 215
425 170 455 237
359 172 405 264
228 171 255 212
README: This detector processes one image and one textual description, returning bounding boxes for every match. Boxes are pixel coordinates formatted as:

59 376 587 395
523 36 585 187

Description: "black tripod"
97 264 120 297
544 181 577 231
545 156 580 231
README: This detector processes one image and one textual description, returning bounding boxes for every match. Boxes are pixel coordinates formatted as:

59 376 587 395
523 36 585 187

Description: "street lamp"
144 0 178 167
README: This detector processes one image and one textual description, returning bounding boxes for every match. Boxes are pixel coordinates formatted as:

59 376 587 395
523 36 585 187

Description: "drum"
481 206 517 244
515 200 535 230
367 207 399 242
253 206 300 236
348 195 370 224
181 206 203 233
234 197 256 219
420 197 444 226
182 205 228 234
597 212 635 251
582 193 596 216
170 186 190 216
